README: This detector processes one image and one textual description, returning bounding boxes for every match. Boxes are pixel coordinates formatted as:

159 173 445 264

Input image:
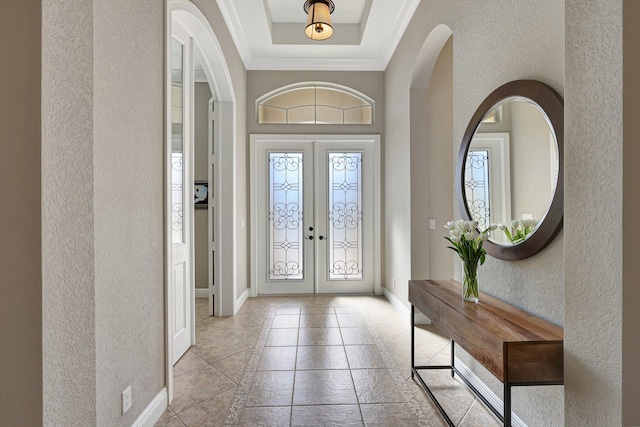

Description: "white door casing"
208 98 218 316
250 135 382 296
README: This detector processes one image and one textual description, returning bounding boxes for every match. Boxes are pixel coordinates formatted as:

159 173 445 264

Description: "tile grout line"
289 309 301 427
340 314 367 426
223 305 277 425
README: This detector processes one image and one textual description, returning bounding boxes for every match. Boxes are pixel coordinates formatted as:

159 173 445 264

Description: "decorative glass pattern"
465 150 490 228
269 153 304 280
328 153 363 280
171 153 184 242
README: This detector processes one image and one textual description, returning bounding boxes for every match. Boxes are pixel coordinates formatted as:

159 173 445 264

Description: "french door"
252 136 378 295
169 23 193 364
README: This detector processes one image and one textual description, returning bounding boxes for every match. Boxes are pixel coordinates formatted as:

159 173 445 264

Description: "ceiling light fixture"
304 0 335 41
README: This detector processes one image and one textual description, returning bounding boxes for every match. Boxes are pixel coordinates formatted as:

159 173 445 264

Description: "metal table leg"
411 305 415 379
504 382 512 427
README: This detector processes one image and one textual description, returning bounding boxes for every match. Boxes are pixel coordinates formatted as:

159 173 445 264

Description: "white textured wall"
192 0 248 301
93 0 165 425
0 3 43 425
42 0 97 424
386 1 564 425
565 1 624 425
42 0 166 424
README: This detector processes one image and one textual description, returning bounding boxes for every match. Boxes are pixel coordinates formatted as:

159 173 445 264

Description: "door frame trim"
249 134 382 297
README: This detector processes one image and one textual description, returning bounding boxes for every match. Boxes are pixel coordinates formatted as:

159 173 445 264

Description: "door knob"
309 226 314 231
318 236 325 241
307 235 314 240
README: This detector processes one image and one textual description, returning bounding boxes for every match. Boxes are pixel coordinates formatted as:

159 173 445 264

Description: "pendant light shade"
304 0 335 41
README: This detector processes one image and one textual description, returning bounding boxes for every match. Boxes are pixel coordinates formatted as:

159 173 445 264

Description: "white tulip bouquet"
498 219 538 244
444 220 497 302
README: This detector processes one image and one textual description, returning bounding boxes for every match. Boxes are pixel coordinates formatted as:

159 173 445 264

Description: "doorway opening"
165 0 236 403
410 26 454 281
250 135 382 297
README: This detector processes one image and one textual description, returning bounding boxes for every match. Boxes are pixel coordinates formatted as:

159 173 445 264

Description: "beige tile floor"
156 295 501 427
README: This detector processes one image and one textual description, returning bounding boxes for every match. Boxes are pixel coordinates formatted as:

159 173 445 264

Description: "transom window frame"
256 82 375 125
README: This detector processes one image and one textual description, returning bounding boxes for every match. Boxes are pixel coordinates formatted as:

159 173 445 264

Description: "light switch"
429 219 436 229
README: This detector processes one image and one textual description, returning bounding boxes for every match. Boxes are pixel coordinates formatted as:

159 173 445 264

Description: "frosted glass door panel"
328 153 363 280
269 153 304 280
171 37 184 244
171 152 184 243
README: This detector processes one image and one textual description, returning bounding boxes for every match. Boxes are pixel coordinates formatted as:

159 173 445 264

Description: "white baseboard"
132 387 168 427
234 288 250 314
195 288 209 299
384 288 431 325
454 358 527 427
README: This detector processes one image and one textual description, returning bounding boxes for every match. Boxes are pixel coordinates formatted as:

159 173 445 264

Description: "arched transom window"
257 82 374 125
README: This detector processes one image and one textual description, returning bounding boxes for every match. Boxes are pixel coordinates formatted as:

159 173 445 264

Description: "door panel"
256 142 314 294
170 25 193 364
315 141 374 294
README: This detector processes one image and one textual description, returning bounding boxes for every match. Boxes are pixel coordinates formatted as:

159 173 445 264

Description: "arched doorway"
165 0 236 402
410 24 454 282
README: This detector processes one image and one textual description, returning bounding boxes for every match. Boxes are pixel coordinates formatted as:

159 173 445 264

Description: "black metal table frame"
410 305 562 427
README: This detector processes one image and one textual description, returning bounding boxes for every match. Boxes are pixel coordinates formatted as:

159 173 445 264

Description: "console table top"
409 279 563 383
410 279 562 342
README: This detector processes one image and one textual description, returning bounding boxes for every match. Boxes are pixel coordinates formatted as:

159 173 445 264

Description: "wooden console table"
409 279 563 426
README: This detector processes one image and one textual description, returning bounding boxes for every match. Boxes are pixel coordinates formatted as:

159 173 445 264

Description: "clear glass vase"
462 260 479 303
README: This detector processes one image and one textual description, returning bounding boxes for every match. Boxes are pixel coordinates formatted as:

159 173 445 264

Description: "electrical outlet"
522 213 533 220
122 386 132 415
429 219 436 229
392 277 396 288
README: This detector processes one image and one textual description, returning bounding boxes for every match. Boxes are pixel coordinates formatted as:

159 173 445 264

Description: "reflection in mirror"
464 97 559 244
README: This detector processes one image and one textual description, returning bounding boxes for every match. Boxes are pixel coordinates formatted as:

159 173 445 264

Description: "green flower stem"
463 260 479 301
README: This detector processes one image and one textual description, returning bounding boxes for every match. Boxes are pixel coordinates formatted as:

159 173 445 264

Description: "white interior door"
253 136 377 295
170 24 193 364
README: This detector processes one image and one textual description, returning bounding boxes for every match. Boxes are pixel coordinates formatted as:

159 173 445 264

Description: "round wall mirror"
456 80 564 261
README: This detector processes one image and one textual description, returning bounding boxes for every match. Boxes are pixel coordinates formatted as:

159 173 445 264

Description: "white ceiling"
216 0 421 71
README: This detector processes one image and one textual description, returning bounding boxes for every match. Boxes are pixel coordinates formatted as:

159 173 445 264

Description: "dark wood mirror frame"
456 80 564 261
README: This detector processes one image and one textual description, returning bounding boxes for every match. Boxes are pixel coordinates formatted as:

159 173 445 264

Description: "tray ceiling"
216 0 421 71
